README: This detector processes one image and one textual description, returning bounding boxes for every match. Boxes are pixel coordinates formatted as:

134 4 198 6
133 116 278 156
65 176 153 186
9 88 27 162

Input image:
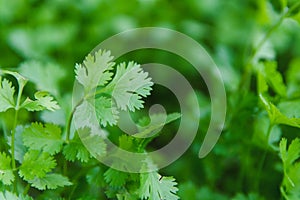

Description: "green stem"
66 87 107 142
239 2 300 93
281 186 290 200
66 103 78 143
11 111 18 170
23 184 30 196
254 123 274 192
238 142 250 192
11 81 25 192
64 87 107 175
66 98 84 142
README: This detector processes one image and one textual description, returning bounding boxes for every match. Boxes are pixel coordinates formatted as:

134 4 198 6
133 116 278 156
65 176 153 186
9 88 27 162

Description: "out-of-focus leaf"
19 60 66 96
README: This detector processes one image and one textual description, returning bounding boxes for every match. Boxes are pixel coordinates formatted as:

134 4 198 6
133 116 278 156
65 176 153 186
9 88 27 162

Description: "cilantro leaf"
259 94 300 128
104 168 128 187
139 172 179 200
119 134 137 151
0 77 15 112
0 152 14 185
80 128 107 159
0 191 19 200
75 50 114 93
63 133 90 163
95 96 119 127
286 58 300 98
116 193 139 200
28 173 72 190
64 127 107 163
135 112 181 138
257 61 287 97
19 150 56 181
280 138 300 168
22 122 63 155
73 99 100 130
19 60 66 96
257 62 300 128
108 62 153 111
280 138 300 198
21 91 60 111
73 50 153 129
86 167 104 186
0 191 33 200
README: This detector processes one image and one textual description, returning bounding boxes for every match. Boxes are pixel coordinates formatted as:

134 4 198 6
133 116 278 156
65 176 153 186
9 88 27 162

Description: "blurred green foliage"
1 0 300 199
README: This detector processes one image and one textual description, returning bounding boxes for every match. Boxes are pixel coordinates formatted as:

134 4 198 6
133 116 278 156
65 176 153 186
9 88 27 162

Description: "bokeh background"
1 0 300 199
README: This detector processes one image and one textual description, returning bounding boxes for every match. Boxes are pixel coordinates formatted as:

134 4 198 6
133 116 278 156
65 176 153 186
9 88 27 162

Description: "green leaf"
63 127 107 163
95 96 119 127
253 40 275 63
0 70 28 89
19 151 56 181
280 138 288 164
108 61 153 111
0 77 15 112
104 168 128 187
80 128 107 159
278 100 300 118
0 191 18 200
134 112 181 138
74 50 154 129
86 167 104 186
119 134 136 151
0 152 14 185
286 58 300 98
280 138 300 167
258 61 287 97
22 122 63 155
73 99 99 130
139 172 179 200
63 133 90 163
73 99 109 136
0 191 33 200
19 61 66 96
21 91 60 111
28 173 72 190
116 193 139 200
252 114 281 150
75 50 114 93
282 163 300 199
280 138 300 198
259 94 300 128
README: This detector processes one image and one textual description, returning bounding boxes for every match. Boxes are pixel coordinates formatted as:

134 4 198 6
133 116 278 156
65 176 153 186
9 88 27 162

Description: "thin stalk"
281 186 290 200
239 2 300 93
64 87 106 175
65 99 83 143
254 123 273 192
65 87 107 142
237 4 300 192
23 184 30 196
64 99 82 176
11 82 25 192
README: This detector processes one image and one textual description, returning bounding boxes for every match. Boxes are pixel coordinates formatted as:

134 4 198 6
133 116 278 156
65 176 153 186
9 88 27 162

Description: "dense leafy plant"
1 0 300 199
0 50 182 199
